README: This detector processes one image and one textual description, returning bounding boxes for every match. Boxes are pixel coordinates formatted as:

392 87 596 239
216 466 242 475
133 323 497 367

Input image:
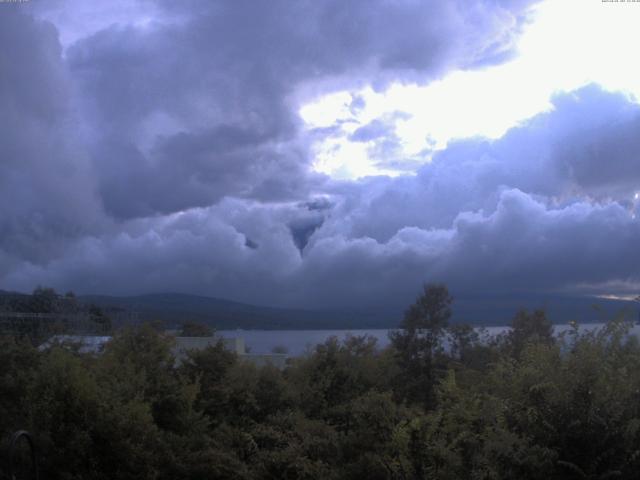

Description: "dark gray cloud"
288 188 640 308
59 0 538 219
289 216 326 254
7 184 637 309
0 8 106 265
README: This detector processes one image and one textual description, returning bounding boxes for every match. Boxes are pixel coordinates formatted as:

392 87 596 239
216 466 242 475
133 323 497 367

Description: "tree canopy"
2 285 640 479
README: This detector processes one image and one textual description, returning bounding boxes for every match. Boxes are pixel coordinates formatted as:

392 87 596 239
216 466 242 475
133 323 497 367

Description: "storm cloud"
2 0 639 311
0 9 106 265
57 0 537 219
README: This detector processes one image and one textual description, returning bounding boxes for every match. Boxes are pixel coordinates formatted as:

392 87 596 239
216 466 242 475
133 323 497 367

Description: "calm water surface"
218 323 640 356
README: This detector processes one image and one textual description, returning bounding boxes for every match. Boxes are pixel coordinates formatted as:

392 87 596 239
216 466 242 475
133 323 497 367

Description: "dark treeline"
2 284 640 479
1 287 84 314
0 287 112 340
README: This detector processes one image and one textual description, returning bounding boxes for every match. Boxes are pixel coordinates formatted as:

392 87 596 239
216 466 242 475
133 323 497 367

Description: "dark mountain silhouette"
78 293 398 329
2 290 637 330
78 292 638 330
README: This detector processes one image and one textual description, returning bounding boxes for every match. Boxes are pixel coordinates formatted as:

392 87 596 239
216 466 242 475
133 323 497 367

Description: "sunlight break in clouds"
301 0 640 179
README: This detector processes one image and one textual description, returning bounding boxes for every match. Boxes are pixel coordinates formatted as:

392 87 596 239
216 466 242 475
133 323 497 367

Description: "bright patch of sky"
300 0 640 180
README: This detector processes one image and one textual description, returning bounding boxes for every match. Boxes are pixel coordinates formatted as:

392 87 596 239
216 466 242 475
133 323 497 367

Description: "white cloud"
302 0 640 179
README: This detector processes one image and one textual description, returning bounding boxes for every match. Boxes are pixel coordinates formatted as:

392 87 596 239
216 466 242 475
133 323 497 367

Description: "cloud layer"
2 0 639 311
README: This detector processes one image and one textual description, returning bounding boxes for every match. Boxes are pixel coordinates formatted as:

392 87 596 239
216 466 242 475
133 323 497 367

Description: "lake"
217 323 640 356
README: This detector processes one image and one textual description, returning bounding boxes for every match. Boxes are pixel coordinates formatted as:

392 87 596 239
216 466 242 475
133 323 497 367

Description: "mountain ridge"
2 290 637 330
79 291 639 330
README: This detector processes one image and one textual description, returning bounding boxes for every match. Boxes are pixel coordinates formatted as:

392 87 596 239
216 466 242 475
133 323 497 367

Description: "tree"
447 323 478 362
507 309 554 358
179 340 237 425
89 304 112 333
179 321 213 337
30 286 60 313
389 283 452 409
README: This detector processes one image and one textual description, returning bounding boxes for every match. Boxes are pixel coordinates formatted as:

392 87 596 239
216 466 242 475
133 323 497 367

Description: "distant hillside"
2 289 636 330
77 292 639 330
78 293 399 330
453 293 638 326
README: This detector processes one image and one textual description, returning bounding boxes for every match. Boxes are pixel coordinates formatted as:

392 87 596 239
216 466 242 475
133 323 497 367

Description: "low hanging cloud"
3 0 640 311
291 189 640 308
6 182 639 309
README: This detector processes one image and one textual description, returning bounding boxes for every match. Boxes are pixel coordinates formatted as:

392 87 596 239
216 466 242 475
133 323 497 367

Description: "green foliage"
0 287 112 341
507 309 555 358
4 292 640 479
31 287 61 313
389 283 452 408
0 337 40 434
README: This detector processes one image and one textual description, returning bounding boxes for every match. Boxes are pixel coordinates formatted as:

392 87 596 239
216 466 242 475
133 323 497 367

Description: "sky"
1 0 639 310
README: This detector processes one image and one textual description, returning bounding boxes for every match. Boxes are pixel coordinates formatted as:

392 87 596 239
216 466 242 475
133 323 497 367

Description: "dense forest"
2 285 640 479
